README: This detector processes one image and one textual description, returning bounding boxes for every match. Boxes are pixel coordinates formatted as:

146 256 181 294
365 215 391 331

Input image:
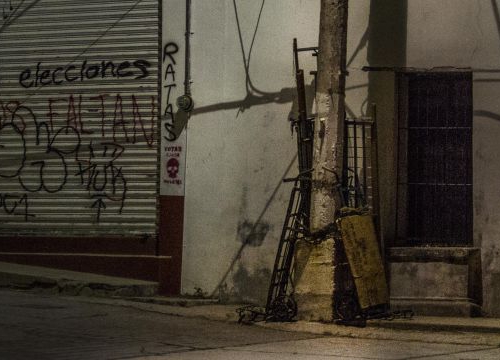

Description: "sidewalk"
0 261 158 298
1 261 499 344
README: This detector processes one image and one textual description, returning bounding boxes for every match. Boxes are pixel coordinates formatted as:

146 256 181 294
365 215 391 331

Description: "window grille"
343 118 377 212
396 72 473 246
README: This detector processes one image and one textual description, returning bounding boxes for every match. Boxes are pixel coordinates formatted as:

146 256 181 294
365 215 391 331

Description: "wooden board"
337 214 389 310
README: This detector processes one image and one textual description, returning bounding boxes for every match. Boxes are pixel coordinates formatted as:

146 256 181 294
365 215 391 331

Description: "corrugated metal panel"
0 0 158 236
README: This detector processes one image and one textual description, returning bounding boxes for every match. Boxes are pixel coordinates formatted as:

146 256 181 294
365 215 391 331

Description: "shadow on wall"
472 0 500 314
491 0 500 42
367 0 407 68
212 155 296 303
238 220 270 247
175 0 317 303
204 1 409 303
180 0 309 122
475 110 500 121
366 0 407 245
472 1 500 87
490 273 500 317
191 87 296 117
230 264 273 304
189 0 297 119
207 78 317 304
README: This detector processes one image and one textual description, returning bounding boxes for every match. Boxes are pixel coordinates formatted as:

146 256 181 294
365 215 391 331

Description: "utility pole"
294 0 349 322
310 0 348 232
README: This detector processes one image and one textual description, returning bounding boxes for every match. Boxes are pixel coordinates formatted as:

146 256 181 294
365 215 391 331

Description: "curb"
123 296 219 307
0 268 158 298
368 318 500 334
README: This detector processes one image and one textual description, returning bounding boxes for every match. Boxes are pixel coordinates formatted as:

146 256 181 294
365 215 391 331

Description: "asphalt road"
1 289 499 359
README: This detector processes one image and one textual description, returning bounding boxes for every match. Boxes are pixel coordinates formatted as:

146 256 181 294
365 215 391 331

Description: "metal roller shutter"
0 0 159 236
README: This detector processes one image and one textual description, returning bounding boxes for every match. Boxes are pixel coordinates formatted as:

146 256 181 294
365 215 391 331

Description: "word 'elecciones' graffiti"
19 60 151 88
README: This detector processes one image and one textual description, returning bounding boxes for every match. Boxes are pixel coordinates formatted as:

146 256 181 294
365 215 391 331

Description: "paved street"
1 289 500 359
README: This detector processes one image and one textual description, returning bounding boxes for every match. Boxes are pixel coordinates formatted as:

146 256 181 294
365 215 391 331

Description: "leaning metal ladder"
264 39 315 321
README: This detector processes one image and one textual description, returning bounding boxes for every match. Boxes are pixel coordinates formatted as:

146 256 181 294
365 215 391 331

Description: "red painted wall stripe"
158 195 184 295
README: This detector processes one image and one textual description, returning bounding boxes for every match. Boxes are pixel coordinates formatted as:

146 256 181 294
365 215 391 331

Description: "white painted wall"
182 0 319 302
177 0 500 316
179 0 372 302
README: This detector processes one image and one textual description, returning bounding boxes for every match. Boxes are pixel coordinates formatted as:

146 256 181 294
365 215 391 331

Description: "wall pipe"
184 0 192 96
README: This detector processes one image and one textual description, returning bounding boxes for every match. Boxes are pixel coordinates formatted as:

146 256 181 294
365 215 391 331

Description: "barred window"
396 72 473 246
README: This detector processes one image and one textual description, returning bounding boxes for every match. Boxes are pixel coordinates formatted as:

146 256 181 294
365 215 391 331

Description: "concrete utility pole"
310 0 348 232
294 0 349 322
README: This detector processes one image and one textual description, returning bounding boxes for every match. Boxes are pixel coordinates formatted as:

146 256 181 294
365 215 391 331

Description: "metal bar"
345 120 374 125
405 183 472 186
353 122 358 207
342 118 349 205
362 122 367 205
296 70 308 172
395 73 407 243
406 126 471 130
184 0 192 95
370 105 383 256
270 195 299 305
293 38 299 74
296 68 313 228
296 46 318 52
362 66 472 72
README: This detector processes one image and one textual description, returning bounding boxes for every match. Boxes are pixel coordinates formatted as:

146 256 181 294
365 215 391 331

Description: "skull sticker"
166 158 180 178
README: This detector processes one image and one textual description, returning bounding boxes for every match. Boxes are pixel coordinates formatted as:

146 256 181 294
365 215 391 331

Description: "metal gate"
396 72 473 245
343 116 378 212
0 0 159 236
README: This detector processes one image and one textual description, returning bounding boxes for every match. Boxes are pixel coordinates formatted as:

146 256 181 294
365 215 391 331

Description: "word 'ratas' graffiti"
0 94 157 222
163 42 179 142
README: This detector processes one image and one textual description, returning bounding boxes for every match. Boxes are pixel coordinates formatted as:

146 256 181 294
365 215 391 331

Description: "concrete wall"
177 0 500 317
180 0 372 303
400 0 500 316
181 0 319 302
